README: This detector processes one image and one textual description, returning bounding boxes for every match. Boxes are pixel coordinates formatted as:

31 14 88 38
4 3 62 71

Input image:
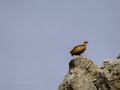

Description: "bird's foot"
79 55 83 57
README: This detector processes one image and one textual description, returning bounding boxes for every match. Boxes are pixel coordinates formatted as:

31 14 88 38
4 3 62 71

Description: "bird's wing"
70 45 84 53
75 45 85 52
72 45 83 50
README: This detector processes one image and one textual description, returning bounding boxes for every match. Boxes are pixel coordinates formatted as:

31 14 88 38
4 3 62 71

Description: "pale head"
84 41 88 44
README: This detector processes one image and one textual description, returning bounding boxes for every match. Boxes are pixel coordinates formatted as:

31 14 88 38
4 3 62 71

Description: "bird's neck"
83 44 86 46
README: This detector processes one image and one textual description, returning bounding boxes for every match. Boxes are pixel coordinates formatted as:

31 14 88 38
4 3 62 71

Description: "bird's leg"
79 55 83 57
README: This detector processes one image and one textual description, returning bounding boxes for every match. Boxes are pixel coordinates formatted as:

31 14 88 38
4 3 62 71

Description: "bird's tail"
70 50 74 56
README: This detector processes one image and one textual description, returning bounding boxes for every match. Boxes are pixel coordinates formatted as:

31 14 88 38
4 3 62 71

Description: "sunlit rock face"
58 56 120 90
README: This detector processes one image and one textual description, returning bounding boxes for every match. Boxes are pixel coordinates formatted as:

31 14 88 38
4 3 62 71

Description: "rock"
95 59 120 90
58 56 120 90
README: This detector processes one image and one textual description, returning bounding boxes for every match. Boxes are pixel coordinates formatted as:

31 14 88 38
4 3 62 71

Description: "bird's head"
84 41 88 44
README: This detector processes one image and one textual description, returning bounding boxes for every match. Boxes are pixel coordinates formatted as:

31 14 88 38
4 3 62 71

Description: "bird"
70 41 88 56
116 54 120 59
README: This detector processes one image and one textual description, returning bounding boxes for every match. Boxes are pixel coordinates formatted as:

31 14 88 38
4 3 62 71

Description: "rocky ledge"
58 56 120 90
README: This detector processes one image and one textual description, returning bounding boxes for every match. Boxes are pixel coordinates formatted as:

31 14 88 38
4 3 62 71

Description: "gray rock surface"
58 56 120 90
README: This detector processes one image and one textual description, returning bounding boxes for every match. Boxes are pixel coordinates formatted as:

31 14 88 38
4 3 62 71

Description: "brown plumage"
70 41 88 56
116 54 120 59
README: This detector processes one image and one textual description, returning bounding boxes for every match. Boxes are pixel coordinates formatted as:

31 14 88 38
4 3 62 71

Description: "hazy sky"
0 0 120 90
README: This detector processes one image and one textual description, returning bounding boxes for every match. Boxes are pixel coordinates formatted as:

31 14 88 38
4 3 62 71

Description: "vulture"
116 54 120 59
70 41 88 56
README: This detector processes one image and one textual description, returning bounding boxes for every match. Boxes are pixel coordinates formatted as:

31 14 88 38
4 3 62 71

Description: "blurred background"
0 0 120 90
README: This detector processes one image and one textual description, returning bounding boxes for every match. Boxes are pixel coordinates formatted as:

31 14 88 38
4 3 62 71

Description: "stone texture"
58 56 120 90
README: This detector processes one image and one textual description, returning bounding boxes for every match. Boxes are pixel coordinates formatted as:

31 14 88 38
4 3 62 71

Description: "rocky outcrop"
58 56 120 90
